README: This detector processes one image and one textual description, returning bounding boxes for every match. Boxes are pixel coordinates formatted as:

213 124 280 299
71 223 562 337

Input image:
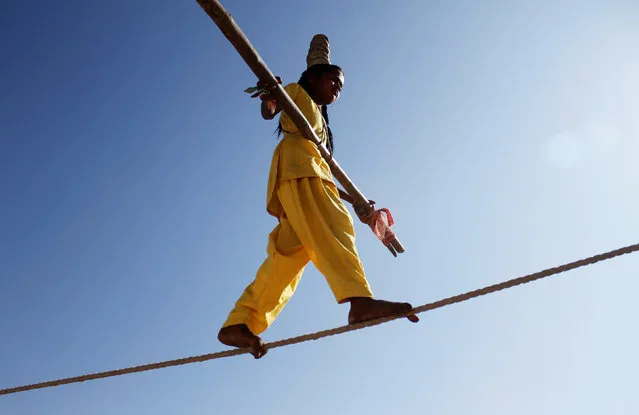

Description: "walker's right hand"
256 76 282 101
256 77 282 119
253 77 281 114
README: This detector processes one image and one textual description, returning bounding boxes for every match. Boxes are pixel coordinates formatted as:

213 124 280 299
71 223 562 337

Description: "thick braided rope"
1 243 637 397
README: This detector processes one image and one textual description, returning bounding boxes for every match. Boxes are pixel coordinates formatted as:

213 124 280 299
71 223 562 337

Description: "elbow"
262 112 275 120
261 107 275 120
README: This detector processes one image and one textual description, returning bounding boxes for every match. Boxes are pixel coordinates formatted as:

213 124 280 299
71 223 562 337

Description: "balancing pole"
196 0 405 256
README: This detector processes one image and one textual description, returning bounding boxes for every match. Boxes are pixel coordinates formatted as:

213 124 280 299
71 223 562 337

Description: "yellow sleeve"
282 82 300 104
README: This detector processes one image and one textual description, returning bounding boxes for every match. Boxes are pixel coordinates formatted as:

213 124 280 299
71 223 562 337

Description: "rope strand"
1 243 637 397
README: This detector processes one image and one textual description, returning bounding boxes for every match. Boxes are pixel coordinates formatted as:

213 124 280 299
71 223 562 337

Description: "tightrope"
1 243 637 396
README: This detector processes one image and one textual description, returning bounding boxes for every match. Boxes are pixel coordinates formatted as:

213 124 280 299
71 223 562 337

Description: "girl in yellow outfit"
218 35 418 358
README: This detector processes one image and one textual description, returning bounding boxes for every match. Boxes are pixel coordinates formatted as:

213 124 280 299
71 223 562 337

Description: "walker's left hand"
245 77 282 98
353 199 376 223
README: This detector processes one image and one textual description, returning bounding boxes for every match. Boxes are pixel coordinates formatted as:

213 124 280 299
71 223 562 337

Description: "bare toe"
251 339 268 359
400 302 419 323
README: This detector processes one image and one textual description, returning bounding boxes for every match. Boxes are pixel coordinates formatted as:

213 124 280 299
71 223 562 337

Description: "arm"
258 76 283 120
261 99 281 120
341 188 377 223
338 188 354 204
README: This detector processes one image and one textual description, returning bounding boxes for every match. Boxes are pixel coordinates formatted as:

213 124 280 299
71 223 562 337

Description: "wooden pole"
196 0 404 256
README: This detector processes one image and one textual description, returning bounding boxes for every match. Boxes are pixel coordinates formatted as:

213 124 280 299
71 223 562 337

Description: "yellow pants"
222 177 374 335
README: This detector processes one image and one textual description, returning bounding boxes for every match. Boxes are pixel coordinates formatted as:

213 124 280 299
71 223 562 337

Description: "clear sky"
1 1 638 414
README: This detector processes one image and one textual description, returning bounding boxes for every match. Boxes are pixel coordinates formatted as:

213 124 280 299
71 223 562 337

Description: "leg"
277 178 419 324
218 218 309 358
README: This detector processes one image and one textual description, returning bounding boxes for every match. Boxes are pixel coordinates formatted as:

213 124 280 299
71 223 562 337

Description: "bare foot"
348 297 419 325
218 324 267 359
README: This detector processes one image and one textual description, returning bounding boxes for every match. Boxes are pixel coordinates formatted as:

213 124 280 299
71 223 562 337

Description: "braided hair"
277 64 342 154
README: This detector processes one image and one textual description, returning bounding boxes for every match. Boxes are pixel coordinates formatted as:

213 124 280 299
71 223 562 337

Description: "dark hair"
277 64 342 154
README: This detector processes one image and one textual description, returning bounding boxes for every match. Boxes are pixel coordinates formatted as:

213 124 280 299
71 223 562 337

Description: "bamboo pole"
196 0 404 256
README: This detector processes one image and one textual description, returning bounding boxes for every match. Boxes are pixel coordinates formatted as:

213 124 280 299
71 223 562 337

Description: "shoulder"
283 83 312 103
280 82 320 126
283 82 301 97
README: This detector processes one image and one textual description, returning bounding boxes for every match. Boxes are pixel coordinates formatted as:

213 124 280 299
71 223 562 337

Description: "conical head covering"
306 34 331 68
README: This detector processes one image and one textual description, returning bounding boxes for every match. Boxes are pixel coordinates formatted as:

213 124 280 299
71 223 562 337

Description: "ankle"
347 297 372 306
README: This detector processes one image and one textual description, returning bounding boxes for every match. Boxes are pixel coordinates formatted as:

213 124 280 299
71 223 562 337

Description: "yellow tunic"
220 82 374 336
266 83 334 217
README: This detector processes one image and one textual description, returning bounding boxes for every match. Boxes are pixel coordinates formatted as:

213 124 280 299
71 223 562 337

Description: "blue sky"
1 0 638 413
